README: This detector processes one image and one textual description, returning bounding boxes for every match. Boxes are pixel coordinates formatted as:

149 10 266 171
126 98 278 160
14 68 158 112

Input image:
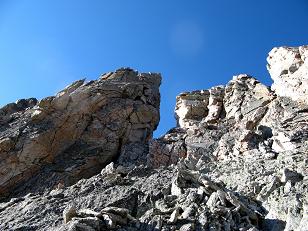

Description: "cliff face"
0 68 161 198
0 46 307 231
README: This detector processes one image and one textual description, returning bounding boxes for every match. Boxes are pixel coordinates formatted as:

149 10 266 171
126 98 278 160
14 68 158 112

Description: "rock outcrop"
0 68 161 198
268 45 308 103
0 46 308 231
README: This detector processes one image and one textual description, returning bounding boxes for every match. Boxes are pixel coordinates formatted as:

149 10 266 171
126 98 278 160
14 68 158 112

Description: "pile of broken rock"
0 46 308 231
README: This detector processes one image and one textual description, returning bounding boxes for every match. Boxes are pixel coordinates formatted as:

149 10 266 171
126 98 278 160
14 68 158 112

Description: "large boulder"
0 68 161 198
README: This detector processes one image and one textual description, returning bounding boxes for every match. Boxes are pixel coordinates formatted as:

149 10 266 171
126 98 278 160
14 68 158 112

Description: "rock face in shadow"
0 68 161 198
0 46 308 231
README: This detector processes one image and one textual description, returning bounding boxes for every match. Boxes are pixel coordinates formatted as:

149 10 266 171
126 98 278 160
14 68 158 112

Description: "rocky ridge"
0 46 307 231
0 69 161 198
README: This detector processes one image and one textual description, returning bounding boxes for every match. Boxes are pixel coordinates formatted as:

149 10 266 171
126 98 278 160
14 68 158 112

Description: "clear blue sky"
1 0 308 137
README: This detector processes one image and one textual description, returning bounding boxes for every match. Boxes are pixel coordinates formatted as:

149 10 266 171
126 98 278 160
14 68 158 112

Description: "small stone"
101 162 116 176
168 208 180 224
284 181 292 193
63 206 77 224
198 212 208 226
181 205 195 219
179 223 195 231
281 168 303 184
171 179 183 196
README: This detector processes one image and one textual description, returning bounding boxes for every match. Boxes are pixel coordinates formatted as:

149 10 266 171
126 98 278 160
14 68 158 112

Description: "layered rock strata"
0 68 161 198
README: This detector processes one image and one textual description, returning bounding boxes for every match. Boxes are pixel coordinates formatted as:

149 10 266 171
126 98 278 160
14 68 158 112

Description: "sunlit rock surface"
268 45 308 103
1 46 308 231
0 68 161 198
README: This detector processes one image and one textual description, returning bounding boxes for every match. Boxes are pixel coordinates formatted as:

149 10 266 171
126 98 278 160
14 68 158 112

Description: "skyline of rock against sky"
1 0 308 137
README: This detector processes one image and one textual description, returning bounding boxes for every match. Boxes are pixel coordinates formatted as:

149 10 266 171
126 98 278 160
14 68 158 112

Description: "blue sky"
0 0 308 137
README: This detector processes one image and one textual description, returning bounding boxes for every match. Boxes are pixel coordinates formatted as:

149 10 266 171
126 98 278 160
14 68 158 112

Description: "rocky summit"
0 46 307 231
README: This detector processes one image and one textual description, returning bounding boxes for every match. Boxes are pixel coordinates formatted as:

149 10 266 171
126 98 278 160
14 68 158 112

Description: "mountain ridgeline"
0 46 307 230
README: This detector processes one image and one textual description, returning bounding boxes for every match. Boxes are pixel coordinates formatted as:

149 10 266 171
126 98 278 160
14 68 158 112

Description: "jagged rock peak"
0 68 161 198
175 74 273 130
